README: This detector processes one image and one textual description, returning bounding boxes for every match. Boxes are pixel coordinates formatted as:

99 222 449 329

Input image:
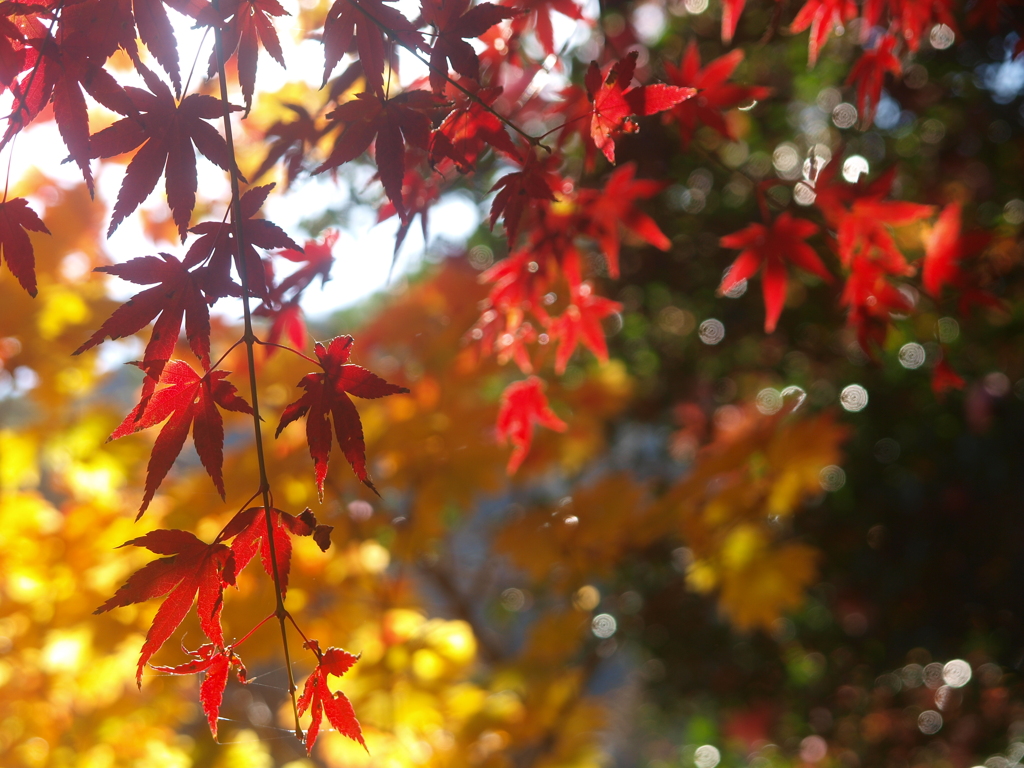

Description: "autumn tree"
1 0 1024 765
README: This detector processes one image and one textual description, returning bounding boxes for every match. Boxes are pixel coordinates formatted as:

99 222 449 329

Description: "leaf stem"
211 22 304 742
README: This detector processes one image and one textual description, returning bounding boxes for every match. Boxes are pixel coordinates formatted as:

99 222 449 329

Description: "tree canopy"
0 0 1023 766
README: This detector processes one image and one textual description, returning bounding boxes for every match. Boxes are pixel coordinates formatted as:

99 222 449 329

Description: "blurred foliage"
3 0 1024 766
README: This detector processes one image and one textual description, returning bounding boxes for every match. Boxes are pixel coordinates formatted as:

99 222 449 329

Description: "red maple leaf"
721 0 745 42
662 43 771 148
840 254 912 354
430 84 521 172
184 183 301 300
495 375 567 474
210 0 288 114
298 640 365 754
585 51 695 164
548 282 624 373
275 335 409 498
111 360 253 518
8 10 137 192
220 506 333 595
577 162 670 278
932 356 965 396
863 0 957 53
321 0 422 98
0 196 48 297
504 0 583 57
922 201 1001 313
270 228 337 303
250 103 327 187
316 90 443 220
133 0 220 95
789 0 857 66
846 33 901 127
488 151 561 245
94 529 237 686
151 643 247 740
376 166 440 258
89 63 237 241
719 212 831 333
73 253 211 381
420 0 516 92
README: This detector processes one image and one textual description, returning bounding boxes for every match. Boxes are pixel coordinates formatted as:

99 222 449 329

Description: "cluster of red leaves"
96 505 335 736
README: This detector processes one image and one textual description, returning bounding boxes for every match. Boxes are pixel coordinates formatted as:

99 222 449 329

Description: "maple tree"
0 0 1023 764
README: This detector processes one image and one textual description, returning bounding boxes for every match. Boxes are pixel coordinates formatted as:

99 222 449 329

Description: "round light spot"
699 319 725 345
794 181 817 206
842 155 869 183
800 735 828 763
591 613 617 638
694 745 721 768
898 342 926 369
819 465 846 491
937 317 959 343
781 385 807 411
930 23 955 49
1003 199 1024 225
840 384 868 412
468 245 494 270
918 709 943 734
832 102 858 130
943 659 972 688
874 438 900 464
756 388 783 415
684 0 708 12
773 143 799 173
501 588 526 611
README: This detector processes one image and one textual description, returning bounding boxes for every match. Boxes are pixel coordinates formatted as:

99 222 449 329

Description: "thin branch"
210 21 304 743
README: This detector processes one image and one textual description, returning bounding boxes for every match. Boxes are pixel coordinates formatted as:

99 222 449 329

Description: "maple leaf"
420 0 516 92
89 65 237 241
376 166 439 258
922 201 1001 313
9 16 137 192
721 0 745 42
846 34 901 127
270 228 337 303
585 51 695 164
505 0 583 57
719 212 831 333
789 0 857 66
840 254 913 355
0 196 48 297
0 3 31 89
430 84 521 172
111 360 253 518
298 641 365 754
73 253 211 381
94 529 237 686
495 375 567 474
275 335 409 498
184 183 300 300
321 0 422 98
548 282 624 373
250 103 326 187
488 151 561 245
316 90 442 220
151 643 247 739
932 356 965 396
133 0 220 95
662 44 771 148
220 506 332 595
577 162 670 278
211 0 288 114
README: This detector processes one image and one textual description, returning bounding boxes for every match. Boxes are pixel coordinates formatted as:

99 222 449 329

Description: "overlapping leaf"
111 360 252 518
74 253 211 380
89 64 236 241
298 641 365 754
420 0 516 92
94 529 237 686
0 197 48 297
151 644 247 739
585 51 695 164
496 375 566 474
